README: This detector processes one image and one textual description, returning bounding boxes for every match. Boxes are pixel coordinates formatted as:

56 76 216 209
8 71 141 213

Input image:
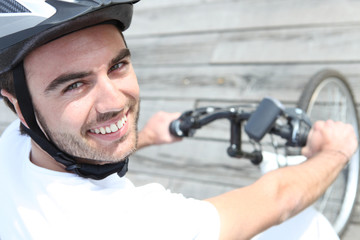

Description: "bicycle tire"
297 69 360 236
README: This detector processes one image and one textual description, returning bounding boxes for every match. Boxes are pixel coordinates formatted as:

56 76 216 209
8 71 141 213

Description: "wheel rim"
305 77 359 235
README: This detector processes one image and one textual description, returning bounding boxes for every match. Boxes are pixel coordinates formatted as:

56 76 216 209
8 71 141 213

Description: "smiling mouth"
89 115 127 135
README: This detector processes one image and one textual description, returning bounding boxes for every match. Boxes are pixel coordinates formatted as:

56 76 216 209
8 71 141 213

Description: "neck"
30 140 67 172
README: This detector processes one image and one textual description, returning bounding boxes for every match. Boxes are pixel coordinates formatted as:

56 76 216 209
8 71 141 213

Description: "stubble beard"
35 102 140 165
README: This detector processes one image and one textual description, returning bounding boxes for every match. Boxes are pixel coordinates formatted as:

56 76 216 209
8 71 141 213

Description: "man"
0 1 357 239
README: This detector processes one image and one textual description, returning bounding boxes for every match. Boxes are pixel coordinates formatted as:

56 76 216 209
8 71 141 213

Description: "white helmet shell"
0 0 56 37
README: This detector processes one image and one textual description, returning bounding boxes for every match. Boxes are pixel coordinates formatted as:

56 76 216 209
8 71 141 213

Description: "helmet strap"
12 62 129 180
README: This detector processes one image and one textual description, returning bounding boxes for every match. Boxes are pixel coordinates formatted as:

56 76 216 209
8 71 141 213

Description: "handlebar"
169 97 312 164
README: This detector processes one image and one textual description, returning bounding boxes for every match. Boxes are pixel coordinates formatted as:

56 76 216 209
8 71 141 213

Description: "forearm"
136 129 153 150
206 150 348 240
276 150 348 216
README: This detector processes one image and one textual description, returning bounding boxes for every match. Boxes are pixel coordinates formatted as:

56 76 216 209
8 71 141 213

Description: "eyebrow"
45 71 91 93
109 48 131 70
44 48 131 94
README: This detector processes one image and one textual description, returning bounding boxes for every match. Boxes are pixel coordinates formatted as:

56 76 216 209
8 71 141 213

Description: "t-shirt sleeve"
189 200 221 240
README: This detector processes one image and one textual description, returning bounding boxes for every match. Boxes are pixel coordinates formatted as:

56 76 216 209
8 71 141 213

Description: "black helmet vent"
0 0 30 13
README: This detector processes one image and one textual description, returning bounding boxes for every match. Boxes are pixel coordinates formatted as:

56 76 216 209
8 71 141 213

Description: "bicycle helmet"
0 0 140 180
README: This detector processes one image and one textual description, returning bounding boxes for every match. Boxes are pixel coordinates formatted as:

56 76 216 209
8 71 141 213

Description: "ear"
1 89 29 128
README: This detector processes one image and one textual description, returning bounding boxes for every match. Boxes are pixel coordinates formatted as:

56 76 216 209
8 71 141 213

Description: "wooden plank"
127 33 217 65
211 26 360 64
127 25 360 66
128 0 360 36
135 64 360 103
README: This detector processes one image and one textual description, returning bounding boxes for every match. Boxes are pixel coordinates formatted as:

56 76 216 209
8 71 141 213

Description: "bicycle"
169 69 359 237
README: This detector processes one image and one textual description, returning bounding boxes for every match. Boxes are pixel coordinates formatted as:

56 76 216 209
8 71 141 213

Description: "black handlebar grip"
283 108 312 147
293 119 311 147
169 120 184 137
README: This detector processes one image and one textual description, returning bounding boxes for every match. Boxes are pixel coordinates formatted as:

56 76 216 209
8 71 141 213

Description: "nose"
93 75 125 114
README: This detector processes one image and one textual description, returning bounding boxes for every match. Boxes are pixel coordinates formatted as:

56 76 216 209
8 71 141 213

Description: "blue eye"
109 63 123 73
66 82 83 92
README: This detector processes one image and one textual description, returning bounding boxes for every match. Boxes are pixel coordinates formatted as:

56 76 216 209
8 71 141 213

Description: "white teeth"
90 115 127 135
110 123 118 132
117 120 123 129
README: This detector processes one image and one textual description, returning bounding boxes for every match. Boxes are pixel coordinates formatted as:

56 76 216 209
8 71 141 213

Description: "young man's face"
24 24 140 164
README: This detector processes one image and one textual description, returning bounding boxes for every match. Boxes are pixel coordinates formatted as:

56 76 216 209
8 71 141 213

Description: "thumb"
301 146 311 158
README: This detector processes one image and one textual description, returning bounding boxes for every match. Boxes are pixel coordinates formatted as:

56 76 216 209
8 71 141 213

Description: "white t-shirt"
0 120 220 240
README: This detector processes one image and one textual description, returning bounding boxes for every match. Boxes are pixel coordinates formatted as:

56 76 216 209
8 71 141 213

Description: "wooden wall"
125 0 360 225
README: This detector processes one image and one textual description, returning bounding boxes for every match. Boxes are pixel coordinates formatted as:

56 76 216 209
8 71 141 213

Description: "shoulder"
1 119 22 140
0 119 30 157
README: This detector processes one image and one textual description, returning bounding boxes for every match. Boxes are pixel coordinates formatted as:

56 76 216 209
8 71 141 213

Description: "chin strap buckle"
55 152 129 180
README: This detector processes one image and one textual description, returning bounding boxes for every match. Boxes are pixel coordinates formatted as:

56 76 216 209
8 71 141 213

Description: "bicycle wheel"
297 69 360 236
